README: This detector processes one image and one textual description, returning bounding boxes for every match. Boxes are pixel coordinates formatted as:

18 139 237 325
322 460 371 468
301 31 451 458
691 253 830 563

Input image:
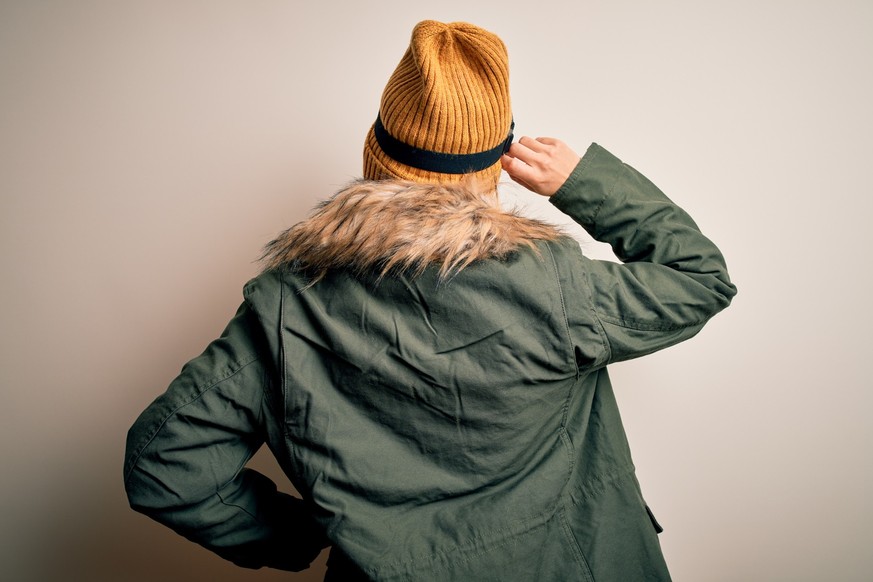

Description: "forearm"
130 468 327 571
551 143 736 301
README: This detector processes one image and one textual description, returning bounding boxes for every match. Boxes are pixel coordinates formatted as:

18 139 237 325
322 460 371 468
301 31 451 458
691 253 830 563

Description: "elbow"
123 412 160 511
124 475 150 515
693 268 738 319
123 458 193 516
123 421 146 510
123 453 157 514
124 458 194 522
714 275 738 312
123 419 184 515
697 281 736 324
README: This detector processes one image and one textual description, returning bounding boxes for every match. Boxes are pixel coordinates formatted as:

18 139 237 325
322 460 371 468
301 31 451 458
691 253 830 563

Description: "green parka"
124 143 736 580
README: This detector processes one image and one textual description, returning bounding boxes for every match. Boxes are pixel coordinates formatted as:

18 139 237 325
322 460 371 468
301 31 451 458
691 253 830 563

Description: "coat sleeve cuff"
548 143 622 230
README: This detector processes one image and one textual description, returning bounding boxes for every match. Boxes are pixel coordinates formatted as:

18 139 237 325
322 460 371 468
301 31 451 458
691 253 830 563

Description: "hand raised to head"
501 137 581 197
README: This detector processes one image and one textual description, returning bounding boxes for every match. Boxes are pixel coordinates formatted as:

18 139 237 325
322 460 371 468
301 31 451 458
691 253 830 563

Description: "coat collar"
261 179 563 283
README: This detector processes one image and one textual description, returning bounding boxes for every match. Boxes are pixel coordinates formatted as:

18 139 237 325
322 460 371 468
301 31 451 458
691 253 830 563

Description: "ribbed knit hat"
363 20 513 186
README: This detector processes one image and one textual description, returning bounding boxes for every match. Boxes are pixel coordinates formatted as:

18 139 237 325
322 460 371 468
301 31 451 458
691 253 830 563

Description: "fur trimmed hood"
261 179 564 282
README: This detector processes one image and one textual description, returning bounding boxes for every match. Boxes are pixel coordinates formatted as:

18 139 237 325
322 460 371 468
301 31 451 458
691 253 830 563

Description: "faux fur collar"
261 179 563 282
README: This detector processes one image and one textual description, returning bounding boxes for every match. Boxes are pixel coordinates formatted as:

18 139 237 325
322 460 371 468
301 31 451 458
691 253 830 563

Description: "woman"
125 20 736 581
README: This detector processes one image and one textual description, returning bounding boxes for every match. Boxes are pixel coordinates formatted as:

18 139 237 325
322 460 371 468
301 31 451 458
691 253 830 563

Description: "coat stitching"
123 353 261 484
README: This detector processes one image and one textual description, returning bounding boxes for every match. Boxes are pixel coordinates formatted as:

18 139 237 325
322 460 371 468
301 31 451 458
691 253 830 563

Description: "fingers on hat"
517 136 550 153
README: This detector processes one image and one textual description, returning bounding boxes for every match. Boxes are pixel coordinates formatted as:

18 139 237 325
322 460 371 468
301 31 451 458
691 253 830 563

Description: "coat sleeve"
123 302 328 571
549 143 737 364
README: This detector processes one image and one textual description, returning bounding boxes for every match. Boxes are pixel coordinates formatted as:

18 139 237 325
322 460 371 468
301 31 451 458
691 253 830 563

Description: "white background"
1 1 870 580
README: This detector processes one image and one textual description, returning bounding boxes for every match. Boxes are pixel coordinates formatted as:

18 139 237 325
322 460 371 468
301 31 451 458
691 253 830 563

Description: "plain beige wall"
2 1 870 580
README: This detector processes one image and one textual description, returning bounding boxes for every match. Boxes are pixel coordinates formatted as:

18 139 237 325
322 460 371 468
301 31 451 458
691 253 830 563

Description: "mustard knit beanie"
363 20 513 186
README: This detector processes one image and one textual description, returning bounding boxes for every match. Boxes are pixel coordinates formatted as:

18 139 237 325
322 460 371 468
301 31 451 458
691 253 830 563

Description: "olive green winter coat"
124 143 736 580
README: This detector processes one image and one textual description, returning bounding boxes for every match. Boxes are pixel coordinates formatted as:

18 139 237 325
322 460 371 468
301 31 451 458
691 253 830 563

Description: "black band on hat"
373 115 514 174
